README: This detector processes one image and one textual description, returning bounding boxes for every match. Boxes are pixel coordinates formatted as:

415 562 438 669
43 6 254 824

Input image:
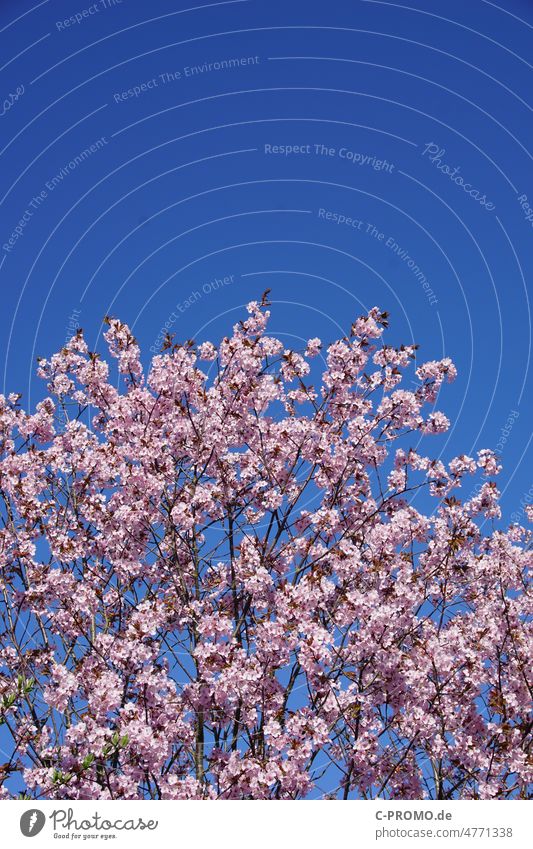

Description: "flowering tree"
0 298 531 800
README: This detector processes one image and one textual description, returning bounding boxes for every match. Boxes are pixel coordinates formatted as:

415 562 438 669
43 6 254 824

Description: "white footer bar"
3 799 530 848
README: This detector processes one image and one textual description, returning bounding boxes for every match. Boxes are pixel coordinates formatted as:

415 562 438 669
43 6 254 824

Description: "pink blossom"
0 302 530 801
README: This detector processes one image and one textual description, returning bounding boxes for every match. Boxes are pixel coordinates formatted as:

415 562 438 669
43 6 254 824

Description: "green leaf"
52 769 73 785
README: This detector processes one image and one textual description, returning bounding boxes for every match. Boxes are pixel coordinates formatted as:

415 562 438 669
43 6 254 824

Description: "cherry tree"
0 298 531 800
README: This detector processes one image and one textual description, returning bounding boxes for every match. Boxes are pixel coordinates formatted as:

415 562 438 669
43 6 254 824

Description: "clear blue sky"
1 0 532 524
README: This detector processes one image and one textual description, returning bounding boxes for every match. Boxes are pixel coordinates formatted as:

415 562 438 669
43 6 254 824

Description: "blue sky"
1 0 532 523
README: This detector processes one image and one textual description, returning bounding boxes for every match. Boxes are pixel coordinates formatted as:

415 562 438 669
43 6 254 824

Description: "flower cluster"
0 301 530 800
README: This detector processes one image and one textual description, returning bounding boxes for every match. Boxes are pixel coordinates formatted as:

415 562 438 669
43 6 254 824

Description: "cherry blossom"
0 300 530 800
